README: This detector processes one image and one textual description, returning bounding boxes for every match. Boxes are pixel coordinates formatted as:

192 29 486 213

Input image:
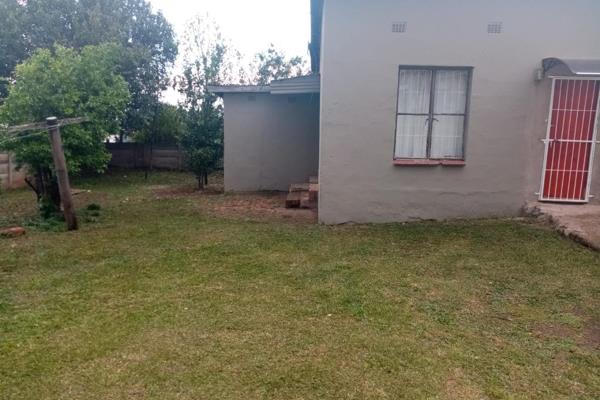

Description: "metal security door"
540 79 600 202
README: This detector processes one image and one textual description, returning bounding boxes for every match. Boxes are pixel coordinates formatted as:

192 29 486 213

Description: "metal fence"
106 143 187 170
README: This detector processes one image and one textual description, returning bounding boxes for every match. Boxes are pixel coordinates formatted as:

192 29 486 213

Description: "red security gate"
540 79 600 202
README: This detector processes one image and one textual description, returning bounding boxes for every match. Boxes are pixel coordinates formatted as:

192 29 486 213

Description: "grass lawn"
1 171 599 399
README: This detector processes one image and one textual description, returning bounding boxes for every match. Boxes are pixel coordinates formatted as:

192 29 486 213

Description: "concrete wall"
224 93 320 191
319 0 600 223
0 152 26 190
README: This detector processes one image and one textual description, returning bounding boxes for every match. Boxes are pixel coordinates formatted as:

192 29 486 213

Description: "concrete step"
309 183 319 202
286 191 302 208
290 183 310 193
287 180 318 210
300 192 316 209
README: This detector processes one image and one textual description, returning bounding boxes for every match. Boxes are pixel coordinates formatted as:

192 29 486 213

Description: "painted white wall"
319 0 600 223
224 93 319 191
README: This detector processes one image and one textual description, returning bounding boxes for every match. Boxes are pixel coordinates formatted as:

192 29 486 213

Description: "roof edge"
209 75 321 96
208 85 270 95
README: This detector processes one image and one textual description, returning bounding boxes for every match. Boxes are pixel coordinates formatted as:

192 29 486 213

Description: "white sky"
149 0 312 103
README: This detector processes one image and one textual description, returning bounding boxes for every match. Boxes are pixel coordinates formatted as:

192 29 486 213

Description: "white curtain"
430 70 468 159
395 70 431 158
395 115 429 158
397 69 431 114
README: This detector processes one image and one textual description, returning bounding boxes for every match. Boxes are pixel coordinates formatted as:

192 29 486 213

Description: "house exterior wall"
319 0 600 223
224 93 320 192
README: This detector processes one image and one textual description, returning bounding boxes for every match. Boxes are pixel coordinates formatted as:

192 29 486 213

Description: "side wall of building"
319 0 600 223
224 93 320 192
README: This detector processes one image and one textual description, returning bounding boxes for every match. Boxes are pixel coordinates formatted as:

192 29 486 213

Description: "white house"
211 0 600 224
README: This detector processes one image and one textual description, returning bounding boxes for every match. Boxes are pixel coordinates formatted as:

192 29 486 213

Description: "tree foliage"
253 44 307 85
132 103 184 146
0 0 177 138
0 44 130 211
176 16 241 189
174 20 309 189
0 0 25 99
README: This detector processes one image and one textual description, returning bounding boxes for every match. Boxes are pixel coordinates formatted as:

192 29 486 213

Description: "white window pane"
430 116 464 159
397 70 432 114
395 115 428 158
434 70 468 114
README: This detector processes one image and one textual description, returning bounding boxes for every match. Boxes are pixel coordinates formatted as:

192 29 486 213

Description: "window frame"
393 65 473 164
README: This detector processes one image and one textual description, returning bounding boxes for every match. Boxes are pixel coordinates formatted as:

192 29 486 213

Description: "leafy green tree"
0 0 177 140
133 103 185 146
0 0 26 99
0 44 130 213
176 16 241 190
253 44 307 85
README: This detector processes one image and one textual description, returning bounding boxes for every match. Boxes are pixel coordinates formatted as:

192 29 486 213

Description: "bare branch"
24 177 40 197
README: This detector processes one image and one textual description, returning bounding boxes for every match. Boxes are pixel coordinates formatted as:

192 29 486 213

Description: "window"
394 67 472 161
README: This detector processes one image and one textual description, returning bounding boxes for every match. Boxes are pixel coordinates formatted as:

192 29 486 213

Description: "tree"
0 44 130 214
132 102 185 175
0 0 26 99
0 0 177 140
176 16 242 190
132 103 185 146
253 44 307 85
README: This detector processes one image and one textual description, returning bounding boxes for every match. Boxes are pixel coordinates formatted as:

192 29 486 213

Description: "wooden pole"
47 117 78 231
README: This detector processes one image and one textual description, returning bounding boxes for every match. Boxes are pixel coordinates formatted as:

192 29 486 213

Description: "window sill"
393 159 466 167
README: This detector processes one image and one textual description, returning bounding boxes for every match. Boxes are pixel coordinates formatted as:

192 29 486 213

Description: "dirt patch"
533 322 576 341
582 319 600 351
152 184 224 198
152 185 317 223
207 192 317 223
533 319 600 351
444 368 487 400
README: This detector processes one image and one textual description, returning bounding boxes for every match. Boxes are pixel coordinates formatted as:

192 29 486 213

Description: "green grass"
1 171 599 399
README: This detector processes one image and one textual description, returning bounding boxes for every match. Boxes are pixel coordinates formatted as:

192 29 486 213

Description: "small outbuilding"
210 75 320 192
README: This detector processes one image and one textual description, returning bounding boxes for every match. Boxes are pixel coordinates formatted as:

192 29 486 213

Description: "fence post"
47 117 78 231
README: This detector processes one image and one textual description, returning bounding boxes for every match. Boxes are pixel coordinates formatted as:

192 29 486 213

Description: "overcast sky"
149 0 312 103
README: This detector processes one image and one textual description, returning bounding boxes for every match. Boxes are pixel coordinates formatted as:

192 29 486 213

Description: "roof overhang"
209 74 321 96
543 58 600 78
207 85 270 95
270 75 320 94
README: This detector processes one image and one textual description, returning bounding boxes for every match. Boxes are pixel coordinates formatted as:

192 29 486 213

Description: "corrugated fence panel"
106 143 186 170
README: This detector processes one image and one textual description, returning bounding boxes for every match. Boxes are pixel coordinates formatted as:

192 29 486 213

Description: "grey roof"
207 85 270 94
270 74 320 94
543 58 600 77
209 74 321 96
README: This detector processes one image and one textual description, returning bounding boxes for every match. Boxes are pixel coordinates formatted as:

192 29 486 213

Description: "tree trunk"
197 174 205 191
32 167 61 218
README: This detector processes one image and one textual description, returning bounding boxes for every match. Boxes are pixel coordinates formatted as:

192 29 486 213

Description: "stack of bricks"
285 177 319 209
